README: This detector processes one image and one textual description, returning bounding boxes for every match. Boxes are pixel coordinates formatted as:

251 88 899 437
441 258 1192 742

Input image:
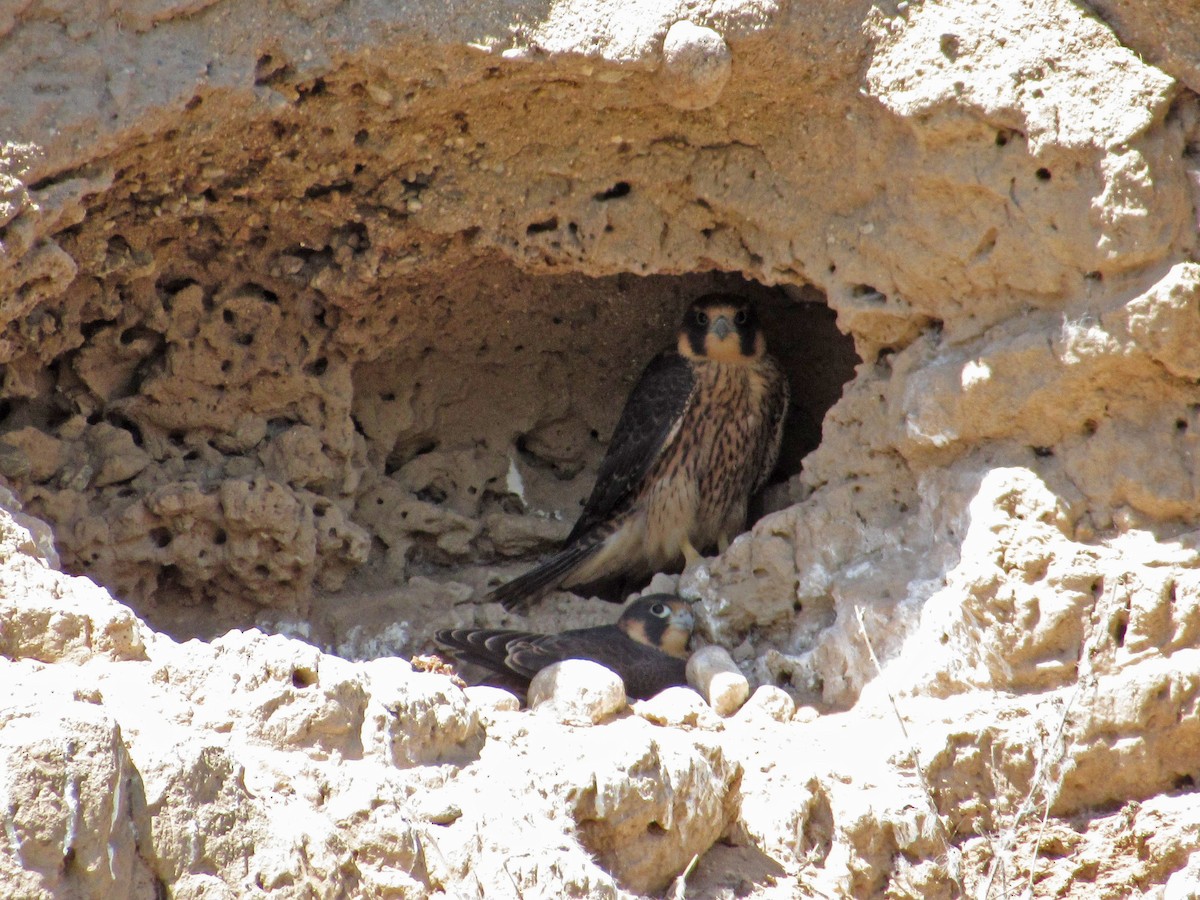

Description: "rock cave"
3 0 1200 896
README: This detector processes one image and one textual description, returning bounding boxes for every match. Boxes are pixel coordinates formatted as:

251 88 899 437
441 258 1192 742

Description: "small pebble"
734 685 795 724
632 686 722 730
658 20 732 110
528 659 626 725
686 645 750 716
362 656 415 688
792 705 820 724
423 801 463 826
464 685 521 723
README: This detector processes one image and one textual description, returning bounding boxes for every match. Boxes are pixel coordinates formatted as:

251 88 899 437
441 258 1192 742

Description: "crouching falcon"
435 594 693 700
490 293 790 612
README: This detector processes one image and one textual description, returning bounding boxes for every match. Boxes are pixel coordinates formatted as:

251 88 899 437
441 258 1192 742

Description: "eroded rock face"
0 0 859 632
2 0 1200 896
0 703 156 898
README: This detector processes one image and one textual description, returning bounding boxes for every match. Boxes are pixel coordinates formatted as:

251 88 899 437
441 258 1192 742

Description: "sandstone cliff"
2 0 1199 895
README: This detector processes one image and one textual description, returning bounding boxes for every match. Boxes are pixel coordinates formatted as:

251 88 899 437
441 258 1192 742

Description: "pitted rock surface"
2 0 1200 896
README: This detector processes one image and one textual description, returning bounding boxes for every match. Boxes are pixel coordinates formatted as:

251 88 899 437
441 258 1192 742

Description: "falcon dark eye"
695 311 709 326
734 309 748 325
650 602 669 617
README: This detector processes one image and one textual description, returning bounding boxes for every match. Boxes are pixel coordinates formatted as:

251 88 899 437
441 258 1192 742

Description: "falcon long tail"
488 539 604 613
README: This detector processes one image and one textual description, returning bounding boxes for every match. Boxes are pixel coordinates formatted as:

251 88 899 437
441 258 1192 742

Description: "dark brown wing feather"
565 350 695 545
753 356 791 493
434 627 542 672
503 625 638 675
487 538 606 612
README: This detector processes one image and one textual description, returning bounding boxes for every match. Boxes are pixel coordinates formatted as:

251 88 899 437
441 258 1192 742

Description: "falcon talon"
488 293 789 613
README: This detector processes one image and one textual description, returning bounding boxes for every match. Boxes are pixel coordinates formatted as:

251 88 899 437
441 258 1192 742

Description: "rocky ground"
2 0 1200 896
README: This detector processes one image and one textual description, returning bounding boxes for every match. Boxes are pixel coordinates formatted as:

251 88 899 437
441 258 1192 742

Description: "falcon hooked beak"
709 314 734 341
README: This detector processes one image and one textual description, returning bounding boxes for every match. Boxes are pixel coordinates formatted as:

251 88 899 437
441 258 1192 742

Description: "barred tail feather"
488 540 603 612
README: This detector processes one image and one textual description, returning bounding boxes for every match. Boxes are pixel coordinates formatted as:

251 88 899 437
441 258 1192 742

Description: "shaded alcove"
307 265 859 657
343 265 857 581
0 40 863 648
0 215 857 651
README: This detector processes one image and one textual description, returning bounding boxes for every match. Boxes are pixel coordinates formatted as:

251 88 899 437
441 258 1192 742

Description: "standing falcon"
435 594 693 700
490 293 790 612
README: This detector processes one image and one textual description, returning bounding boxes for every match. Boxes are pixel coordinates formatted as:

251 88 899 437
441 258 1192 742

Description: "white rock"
0 703 153 895
172 874 238 900
364 670 482 766
658 21 732 110
632 685 722 729
734 685 796 724
562 719 742 894
528 659 626 725
1164 849 1200 900
464 684 521 722
360 655 414 684
792 704 821 724
192 631 369 755
687 645 750 716
642 572 680 596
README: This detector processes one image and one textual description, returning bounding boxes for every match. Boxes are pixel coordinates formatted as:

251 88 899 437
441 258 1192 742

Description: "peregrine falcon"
435 594 693 700
490 293 789 612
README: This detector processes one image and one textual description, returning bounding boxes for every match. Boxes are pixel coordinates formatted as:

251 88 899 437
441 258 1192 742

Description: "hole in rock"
81 318 117 340
593 181 631 201
239 282 280 304
0 89 863 647
851 284 885 304
2 249 858 643
350 269 857 615
1111 614 1128 647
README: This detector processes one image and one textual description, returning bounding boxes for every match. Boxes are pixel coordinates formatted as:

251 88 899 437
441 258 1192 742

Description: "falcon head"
617 594 695 659
677 294 765 364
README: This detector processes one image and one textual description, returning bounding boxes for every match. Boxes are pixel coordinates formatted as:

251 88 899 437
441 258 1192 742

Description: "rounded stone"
632 685 723 729
686 645 750 716
734 684 796 724
528 659 627 725
464 684 521 723
658 21 732 111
